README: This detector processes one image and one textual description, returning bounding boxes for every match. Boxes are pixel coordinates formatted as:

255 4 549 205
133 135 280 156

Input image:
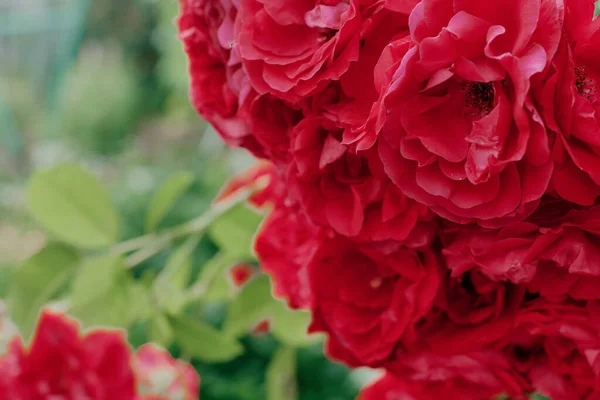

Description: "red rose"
254 202 326 310
416 270 526 355
378 0 564 226
537 0 600 206
443 203 600 300
507 300 600 400
0 310 135 399
178 0 301 161
385 349 531 399
358 370 524 400
308 237 440 367
134 344 200 400
288 115 434 242
237 0 390 102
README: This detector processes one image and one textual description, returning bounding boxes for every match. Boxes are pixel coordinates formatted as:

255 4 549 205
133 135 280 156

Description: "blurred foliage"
3 163 362 399
57 50 138 155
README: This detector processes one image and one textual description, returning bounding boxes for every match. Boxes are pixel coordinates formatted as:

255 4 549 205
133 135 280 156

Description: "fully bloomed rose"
0 310 135 400
506 300 600 400
378 0 564 226
308 237 440 367
134 344 200 400
443 202 600 300
178 0 302 162
537 0 600 205
237 0 408 103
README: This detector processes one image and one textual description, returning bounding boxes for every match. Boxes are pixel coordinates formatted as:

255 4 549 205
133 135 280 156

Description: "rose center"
575 66 597 100
459 81 495 116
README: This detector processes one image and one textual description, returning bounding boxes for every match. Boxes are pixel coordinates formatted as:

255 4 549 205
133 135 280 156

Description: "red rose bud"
250 319 272 336
229 263 256 287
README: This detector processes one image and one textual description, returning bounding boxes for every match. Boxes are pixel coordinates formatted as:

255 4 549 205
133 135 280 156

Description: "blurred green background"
0 1 368 399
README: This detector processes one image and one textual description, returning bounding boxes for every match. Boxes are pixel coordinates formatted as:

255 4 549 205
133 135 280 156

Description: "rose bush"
180 0 600 398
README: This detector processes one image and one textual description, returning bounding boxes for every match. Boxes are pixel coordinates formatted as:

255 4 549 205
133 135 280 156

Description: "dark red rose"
254 202 326 310
386 349 531 399
359 368 526 400
536 0 600 206
178 0 301 161
414 271 526 356
288 115 434 242
377 0 564 227
443 204 600 300
308 237 440 367
0 310 135 399
507 300 600 400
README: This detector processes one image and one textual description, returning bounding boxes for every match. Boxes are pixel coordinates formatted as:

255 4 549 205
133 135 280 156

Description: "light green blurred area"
0 0 254 264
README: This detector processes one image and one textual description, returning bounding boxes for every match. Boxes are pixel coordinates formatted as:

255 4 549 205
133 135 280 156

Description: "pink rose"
134 344 199 400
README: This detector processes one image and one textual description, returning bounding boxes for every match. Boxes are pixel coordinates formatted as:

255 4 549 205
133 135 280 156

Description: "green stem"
112 176 269 269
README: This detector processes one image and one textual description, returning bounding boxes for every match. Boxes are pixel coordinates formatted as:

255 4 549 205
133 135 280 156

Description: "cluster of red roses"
0 311 199 400
179 0 600 398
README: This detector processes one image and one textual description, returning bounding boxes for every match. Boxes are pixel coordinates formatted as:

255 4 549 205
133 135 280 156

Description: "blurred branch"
111 176 269 268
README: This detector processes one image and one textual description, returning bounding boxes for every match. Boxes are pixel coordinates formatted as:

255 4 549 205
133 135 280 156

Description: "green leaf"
153 236 199 313
127 283 153 322
148 313 173 347
266 347 297 400
70 255 142 328
530 395 551 400
223 274 318 346
223 275 274 338
197 253 239 303
26 163 120 248
6 244 79 340
146 171 194 232
169 315 244 363
208 204 263 259
271 305 320 347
